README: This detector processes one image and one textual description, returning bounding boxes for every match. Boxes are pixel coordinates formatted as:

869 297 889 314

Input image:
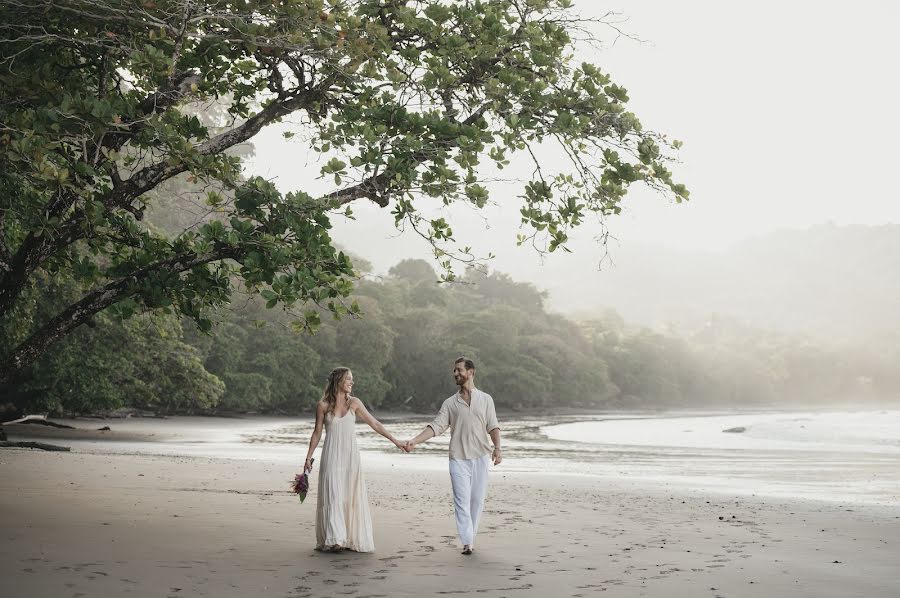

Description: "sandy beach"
2 419 899 597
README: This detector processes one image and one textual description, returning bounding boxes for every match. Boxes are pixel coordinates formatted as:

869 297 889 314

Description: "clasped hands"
394 439 416 453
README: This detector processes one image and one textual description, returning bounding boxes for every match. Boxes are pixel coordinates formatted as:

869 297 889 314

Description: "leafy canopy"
0 0 686 379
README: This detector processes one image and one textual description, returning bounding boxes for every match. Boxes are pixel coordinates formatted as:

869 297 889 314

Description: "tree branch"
0 88 327 321
118 91 325 202
0 245 239 382
321 102 491 208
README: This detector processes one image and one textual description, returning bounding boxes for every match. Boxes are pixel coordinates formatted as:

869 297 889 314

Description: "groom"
404 357 502 555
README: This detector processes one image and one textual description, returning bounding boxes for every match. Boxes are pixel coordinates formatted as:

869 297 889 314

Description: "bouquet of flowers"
291 458 313 503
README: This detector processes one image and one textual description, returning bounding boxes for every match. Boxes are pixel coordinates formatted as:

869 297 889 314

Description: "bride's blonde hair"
321 367 351 415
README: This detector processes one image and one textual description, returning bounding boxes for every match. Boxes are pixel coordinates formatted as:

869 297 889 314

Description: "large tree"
0 0 687 383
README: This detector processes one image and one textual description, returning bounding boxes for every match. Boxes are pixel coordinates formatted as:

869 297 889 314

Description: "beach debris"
0 441 70 451
722 426 746 433
97 426 111 431
4 415 75 429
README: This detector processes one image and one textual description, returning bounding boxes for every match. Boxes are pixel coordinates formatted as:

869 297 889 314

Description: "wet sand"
2 436 899 597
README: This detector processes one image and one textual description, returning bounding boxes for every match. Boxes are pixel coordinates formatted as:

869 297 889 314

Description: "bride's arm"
351 398 403 449
304 401 326 471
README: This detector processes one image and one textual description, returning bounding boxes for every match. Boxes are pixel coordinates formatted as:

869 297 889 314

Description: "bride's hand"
304 457 314 473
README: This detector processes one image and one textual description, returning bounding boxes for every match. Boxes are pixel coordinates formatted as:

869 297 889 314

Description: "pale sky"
248 1 900 276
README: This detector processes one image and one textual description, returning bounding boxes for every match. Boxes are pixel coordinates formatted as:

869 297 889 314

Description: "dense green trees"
20 271 223 414
10 258 895 416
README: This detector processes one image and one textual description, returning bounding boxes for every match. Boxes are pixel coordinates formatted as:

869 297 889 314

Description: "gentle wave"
541 411 900 454
47 411 900 506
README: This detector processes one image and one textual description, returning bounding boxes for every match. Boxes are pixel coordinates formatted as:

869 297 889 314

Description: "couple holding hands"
303 357 502 556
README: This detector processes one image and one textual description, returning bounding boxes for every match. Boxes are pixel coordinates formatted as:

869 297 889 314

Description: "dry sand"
1 429 899 597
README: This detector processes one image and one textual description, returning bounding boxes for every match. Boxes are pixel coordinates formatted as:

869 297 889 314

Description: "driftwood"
5 418 75 429
0 441 71 451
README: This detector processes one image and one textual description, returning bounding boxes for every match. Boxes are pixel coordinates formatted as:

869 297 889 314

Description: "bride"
303 367 404 552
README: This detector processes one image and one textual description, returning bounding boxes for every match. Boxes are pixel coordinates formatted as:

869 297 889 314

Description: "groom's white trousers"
448 455 490 546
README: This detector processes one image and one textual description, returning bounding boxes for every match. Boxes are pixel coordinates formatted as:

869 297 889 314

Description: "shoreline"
6 401 899 432
5 411 899 510
6 399 899 423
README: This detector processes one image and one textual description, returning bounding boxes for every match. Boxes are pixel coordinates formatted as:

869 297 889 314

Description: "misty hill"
540 223 900 343
144 183 898 345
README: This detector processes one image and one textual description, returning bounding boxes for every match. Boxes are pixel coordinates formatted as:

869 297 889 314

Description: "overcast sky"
247 1 900 276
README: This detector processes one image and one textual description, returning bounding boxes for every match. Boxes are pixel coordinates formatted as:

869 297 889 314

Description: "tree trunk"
0 281 125 384
0 247 235 384
0 441 71 451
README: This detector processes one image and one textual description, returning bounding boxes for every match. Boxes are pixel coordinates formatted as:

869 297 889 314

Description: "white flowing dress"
315 409 375 552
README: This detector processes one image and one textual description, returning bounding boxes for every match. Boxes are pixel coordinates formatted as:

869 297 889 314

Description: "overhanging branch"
1 244 240 382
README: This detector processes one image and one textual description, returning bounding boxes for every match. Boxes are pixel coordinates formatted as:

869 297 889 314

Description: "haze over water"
51 410 900 508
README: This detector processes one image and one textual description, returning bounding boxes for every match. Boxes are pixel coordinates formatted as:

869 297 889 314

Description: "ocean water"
238 409 900 506
535 410 900 505
543 411 900 454
40 410 900 506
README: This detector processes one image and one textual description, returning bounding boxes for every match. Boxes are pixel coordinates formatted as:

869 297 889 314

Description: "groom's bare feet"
461 545 473 555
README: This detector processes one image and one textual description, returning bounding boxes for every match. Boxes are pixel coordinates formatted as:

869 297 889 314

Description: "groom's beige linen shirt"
427 388 500 460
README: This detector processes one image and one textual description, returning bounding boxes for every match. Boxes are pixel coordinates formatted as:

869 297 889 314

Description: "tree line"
11 258 895 416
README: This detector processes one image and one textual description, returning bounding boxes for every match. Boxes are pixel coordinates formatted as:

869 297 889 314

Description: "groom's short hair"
455 357 476 371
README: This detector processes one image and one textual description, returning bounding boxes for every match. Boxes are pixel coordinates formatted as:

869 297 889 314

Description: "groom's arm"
406 400 450 450
407 426 436 449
